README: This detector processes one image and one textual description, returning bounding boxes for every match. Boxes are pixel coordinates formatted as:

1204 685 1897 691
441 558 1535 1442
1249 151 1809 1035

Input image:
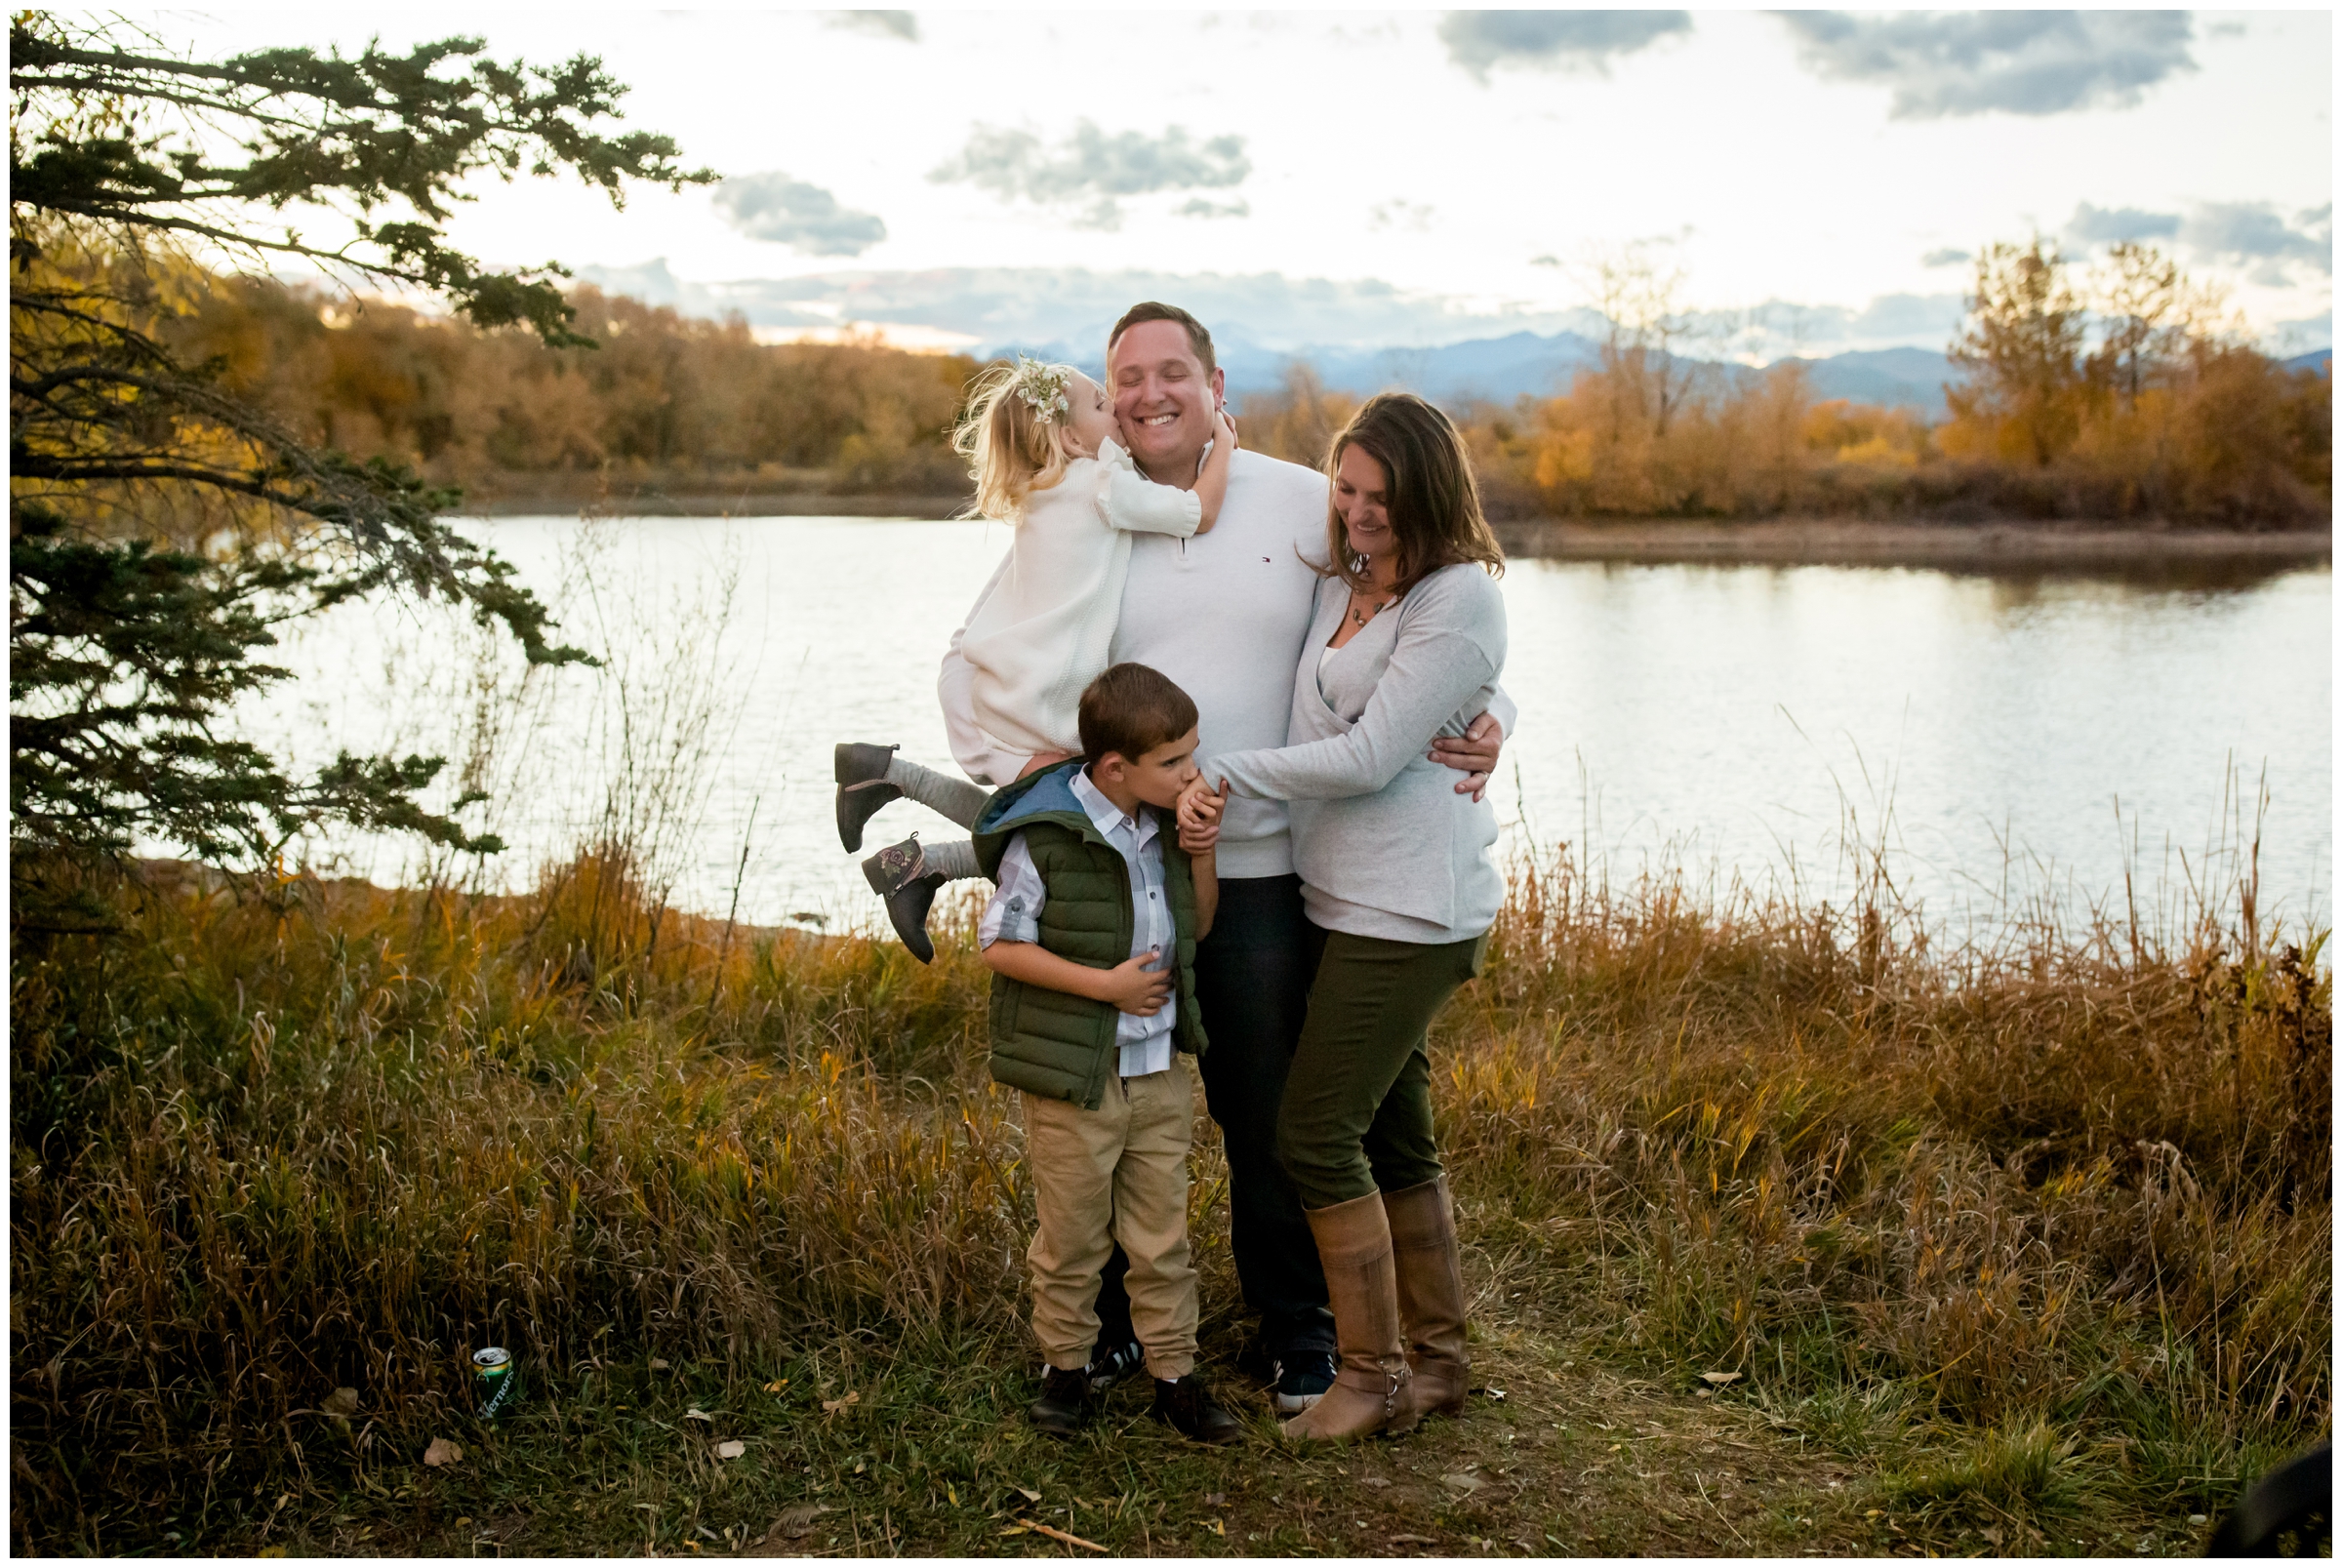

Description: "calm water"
231 516 2331 940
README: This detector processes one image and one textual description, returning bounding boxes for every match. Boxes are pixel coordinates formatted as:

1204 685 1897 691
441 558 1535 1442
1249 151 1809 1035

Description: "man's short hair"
1077 663 1198 765
1107 302 1216 379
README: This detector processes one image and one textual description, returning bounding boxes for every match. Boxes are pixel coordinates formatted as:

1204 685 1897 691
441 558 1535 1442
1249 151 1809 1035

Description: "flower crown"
1011 355 1071 423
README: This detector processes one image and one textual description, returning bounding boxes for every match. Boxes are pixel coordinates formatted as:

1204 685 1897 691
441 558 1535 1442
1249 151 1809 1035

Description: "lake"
230 515 2332 943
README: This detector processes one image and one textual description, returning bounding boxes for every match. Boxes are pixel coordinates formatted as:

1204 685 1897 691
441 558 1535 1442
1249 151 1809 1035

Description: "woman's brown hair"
1320 392 1505 596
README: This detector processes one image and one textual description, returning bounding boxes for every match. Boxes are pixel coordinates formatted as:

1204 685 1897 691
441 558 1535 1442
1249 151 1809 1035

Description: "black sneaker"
1272 1347 1337 1414
1151 1375 1242 1445
1083 1334 1145 1394
1030 1365 1090 1438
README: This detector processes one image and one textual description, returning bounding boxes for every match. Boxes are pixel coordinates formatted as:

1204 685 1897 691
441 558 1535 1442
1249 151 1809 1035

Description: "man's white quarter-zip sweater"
940 446 1514 881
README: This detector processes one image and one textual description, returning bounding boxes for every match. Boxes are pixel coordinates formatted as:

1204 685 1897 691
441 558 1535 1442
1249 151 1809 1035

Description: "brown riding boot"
1280 1191 1417 1441
1386 1175 1471 1420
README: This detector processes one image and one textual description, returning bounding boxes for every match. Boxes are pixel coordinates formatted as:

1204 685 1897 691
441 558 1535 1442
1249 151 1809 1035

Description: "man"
939 303 1509 1412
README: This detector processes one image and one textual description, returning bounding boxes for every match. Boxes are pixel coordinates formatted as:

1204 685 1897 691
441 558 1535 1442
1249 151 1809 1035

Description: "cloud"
2065 202 2183 245
2062 200 2332 279
823 11 917 41
1370 200 1435 233
2183 202 2331 276
1920 247 1972 268
1776 11 2197 118
929 122 1250 228
712 172 887 257
1439 10 1691 80
1176 197 1251 221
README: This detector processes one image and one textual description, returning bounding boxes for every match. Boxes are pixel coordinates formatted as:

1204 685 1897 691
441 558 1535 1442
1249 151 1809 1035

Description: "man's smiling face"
1109 318 1224 484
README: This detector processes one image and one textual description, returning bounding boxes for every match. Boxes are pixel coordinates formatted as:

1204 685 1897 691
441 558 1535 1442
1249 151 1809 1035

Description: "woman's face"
1333 443 1394 570
1061 371 1118 459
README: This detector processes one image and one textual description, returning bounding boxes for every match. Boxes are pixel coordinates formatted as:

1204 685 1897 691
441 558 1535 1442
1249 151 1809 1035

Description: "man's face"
1109 319 1225 482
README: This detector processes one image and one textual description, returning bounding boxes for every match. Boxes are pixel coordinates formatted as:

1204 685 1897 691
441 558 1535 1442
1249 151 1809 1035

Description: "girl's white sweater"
957 438 1201 761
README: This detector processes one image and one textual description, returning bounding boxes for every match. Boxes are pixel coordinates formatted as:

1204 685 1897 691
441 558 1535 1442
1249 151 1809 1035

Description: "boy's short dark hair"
1107 302 1217 379
1077 663 1198 765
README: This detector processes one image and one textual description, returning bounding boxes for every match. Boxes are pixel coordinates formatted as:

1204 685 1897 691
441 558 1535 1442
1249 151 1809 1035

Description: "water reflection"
225 516 2330 939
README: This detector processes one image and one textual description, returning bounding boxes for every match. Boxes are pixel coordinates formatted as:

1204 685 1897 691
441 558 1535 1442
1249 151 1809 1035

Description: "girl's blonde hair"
952 357 1077 519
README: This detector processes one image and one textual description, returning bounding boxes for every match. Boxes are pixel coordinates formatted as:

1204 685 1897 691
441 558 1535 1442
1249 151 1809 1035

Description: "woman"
1186 392 1506 1441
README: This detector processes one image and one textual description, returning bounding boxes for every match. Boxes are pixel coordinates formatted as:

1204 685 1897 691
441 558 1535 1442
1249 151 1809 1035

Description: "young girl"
834 355 1237 959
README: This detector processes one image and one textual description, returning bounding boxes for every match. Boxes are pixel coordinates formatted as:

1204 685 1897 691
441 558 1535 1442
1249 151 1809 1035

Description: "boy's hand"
1178 813 1220 856
1098 950 1175 1015
1213 406 1240 453
1176 776 1224 833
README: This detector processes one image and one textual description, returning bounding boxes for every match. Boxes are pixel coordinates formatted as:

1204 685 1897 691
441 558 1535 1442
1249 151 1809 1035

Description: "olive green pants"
1274 925 1489 1210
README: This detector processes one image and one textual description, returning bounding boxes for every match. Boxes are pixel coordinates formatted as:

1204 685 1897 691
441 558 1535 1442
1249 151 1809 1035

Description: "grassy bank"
9 843 2328 1555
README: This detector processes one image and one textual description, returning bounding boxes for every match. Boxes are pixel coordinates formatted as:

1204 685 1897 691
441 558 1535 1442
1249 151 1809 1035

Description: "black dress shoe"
1030 1365 1090 1437
835 742 902 853
1152 1375 1242 1445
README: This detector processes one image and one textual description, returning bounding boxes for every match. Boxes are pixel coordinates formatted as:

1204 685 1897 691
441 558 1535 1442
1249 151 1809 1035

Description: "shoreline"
454 495 2332 567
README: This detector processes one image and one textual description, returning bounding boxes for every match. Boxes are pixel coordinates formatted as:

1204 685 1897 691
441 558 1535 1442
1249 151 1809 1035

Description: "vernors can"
472 1347 518 1419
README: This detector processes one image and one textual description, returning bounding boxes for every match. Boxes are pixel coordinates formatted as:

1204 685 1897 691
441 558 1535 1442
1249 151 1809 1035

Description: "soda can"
472 1347 518 1419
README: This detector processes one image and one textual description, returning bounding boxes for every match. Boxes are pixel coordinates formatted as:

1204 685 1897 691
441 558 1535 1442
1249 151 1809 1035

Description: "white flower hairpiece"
1011 355 1071 423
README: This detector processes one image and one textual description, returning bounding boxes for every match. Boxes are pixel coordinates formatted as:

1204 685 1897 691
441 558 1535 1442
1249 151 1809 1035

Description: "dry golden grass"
8 837 2328 1553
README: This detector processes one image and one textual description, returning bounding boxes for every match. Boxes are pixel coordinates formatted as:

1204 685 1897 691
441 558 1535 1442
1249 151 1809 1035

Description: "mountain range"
992 330 1966 420
991 336 2334 423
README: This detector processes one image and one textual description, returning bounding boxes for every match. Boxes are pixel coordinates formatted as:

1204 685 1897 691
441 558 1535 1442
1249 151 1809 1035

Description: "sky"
150 7 2333 362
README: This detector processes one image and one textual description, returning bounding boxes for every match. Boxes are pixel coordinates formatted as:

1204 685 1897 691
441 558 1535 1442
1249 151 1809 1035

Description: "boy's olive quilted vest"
972 761 1206 1111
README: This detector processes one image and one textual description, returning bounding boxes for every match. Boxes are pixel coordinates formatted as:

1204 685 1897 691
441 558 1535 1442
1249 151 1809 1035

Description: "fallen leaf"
1390 1534 1437 1546
1200 1519 1226 1537
1360 1476 1391 1489
649 1357 671 1372
770 1504 831 1540
1203 1493 1227 1506
1701 1371 1743 1386
1014 1485 1042 1503
1980 1525 2003 1547
322 1387 360 1418
821 1390 861 1414
683 1407 713 1423
1440 1471 1482 1494
763 1380 787 1393
257 1548 289 1559
717 1440 747 1460
423 1437 463 1467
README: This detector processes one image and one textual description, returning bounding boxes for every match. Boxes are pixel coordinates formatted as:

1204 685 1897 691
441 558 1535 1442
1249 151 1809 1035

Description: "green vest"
972 761 1207 1110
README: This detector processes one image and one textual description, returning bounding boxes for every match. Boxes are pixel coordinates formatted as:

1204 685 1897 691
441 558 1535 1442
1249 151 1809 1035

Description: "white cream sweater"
957 437 1201 761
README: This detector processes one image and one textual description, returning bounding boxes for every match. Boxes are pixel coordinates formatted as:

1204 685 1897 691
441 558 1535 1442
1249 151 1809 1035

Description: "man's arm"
1429 708 1507 802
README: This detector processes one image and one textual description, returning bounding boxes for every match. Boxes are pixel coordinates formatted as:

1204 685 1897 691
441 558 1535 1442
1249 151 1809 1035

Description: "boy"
971 662 1242 1443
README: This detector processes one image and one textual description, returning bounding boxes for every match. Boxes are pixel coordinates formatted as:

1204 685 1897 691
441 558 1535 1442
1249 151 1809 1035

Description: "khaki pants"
1022 1066 1198 1381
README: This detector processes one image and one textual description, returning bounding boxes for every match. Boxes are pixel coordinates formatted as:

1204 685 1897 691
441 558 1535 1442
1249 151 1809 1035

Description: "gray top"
1204 563 1508 944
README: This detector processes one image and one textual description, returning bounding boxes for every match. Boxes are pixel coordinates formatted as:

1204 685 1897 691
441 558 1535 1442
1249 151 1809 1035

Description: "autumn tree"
1946 238 2088 465
9 13 712 897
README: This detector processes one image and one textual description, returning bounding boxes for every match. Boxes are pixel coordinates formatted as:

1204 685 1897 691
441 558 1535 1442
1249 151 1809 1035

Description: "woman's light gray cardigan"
1203 563 1508 945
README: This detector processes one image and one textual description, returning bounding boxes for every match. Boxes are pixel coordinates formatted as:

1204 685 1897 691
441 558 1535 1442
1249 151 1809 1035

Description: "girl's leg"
885 756 989 827
836 742 989 853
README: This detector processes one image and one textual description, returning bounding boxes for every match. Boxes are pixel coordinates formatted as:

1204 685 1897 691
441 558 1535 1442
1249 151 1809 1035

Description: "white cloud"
1777 11 2197 118
822 11 916 42
2063 199 2332 279
711 172 887 257
928 122 1251 229
1439 11 1691 81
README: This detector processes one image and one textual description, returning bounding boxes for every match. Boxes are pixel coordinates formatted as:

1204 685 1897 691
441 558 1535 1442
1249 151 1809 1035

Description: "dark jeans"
1093 874 1332 1357
1278 924 1487 1209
